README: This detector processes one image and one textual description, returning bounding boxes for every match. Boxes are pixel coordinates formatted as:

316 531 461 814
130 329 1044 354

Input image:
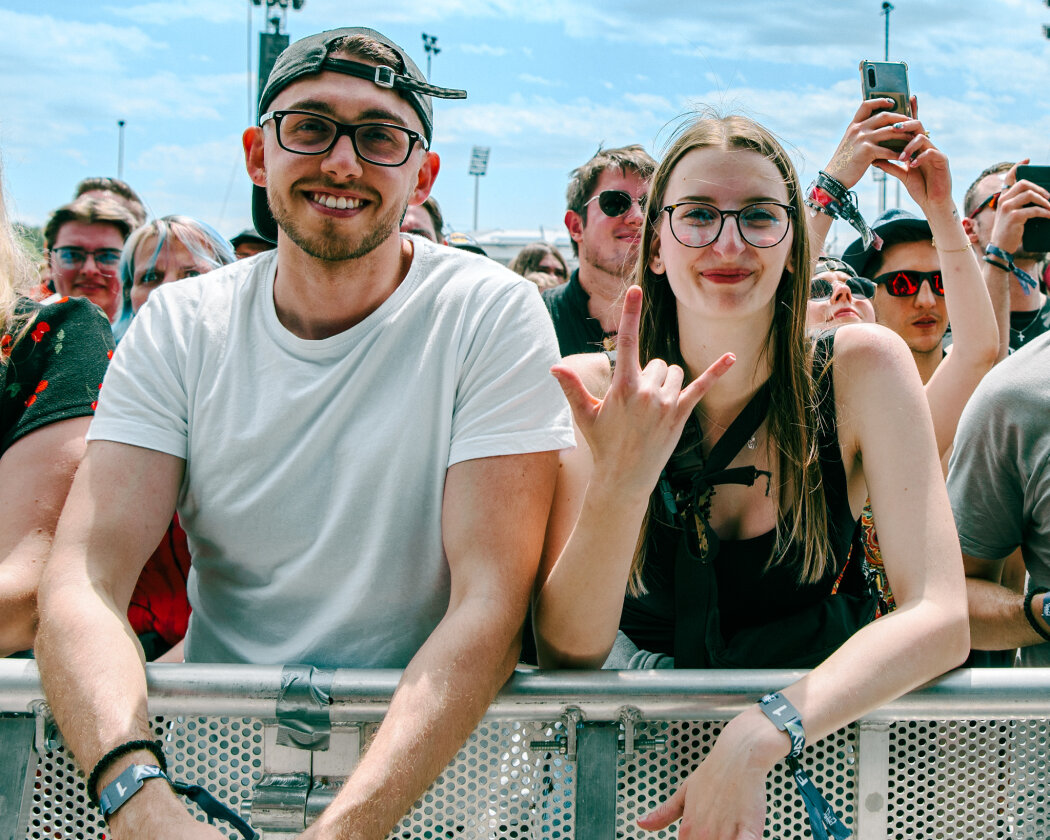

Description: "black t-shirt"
0 296 114 454
1009 296 1050 352
541 269 615 356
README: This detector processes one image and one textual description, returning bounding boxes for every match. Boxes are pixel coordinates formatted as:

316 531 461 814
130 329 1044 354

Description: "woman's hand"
872 119 953 210
550 285 734 501
824 96 918 190
637 709 784 839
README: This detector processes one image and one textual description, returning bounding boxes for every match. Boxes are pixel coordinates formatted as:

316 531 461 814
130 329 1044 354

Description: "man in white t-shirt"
35 27 573 840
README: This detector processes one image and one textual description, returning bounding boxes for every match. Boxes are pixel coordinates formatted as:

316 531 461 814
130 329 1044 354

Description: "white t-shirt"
89 239 574 667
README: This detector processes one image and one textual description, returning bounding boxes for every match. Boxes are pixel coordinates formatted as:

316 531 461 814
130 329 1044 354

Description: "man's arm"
0 417 90 655
965 551 1049 650
303 449 558 840
34 441 216 838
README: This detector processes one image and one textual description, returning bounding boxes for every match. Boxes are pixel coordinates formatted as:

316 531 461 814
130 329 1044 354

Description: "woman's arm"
639 325 969 839
0 416 91 655
873 130 998 458
533 288 733 668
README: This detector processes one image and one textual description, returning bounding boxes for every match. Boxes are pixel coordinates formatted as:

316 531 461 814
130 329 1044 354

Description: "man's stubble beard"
269 185 410 262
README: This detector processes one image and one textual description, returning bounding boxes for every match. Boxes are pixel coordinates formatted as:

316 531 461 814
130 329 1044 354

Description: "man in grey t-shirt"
947 331 1050 665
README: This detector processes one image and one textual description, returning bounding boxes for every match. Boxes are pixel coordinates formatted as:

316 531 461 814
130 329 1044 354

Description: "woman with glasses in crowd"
0 160 114 656
533 106 969 838
117 215 235 661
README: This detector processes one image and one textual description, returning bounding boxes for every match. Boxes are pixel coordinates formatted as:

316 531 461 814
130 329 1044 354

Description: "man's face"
400 204 438 242
967 173 1003 253
570 168 647 280
246 66 434 262
235 240 273 260
871 240 947 355
49 220 126 322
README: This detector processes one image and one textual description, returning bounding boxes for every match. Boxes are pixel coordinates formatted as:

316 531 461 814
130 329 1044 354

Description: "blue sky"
2 0 1050 254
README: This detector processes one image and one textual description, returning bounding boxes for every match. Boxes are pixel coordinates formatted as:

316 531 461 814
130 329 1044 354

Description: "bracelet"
1024 587 1050 642
806 171 883 252
757 693 851 839
983 255 1012 272
932 239 973 254
86 738 167 808
985 244 1037 294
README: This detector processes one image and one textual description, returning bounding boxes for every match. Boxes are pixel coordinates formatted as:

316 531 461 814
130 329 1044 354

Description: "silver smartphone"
860 60 910 151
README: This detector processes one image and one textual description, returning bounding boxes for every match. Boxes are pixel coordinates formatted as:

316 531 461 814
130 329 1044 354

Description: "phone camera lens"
867 68 877 87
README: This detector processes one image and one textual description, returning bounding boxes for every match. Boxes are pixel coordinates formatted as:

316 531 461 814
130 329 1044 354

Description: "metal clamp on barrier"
530 705 583 759
276 665 335 751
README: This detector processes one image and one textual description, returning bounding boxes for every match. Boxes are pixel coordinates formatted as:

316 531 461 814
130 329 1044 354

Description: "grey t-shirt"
947 331 1050 666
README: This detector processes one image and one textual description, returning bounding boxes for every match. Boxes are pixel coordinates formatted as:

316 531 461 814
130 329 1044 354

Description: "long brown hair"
0 157 36 352
629 113 830 593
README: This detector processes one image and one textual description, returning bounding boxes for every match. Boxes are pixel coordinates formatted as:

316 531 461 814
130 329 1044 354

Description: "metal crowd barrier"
1 660 1048 839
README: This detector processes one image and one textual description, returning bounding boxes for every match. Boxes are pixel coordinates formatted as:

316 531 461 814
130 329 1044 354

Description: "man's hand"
988 162 1050 256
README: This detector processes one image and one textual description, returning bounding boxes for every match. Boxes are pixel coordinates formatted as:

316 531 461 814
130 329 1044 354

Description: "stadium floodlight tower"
252 0 306 104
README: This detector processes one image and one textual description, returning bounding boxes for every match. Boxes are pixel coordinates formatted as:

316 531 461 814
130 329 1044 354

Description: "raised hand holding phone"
550 285 734 501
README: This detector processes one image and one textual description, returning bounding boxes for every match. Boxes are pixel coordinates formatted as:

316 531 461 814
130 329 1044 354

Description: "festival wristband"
985 244 1037 294
87 738 167 808
1023 587 1050 642
758 693 851 840
983 255 1012 273
98 763 258 839
805 172 883 252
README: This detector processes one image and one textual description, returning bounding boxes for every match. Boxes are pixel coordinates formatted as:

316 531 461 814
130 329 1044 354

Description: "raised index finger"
612 284 644 384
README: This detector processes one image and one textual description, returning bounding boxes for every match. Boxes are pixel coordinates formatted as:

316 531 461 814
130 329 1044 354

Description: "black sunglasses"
810 275 876 301
584 189 646 218
872 269 945 297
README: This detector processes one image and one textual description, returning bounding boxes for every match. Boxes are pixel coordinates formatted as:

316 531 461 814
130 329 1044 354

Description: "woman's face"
130 235 210 313
649 147 793 322
806 270 876 329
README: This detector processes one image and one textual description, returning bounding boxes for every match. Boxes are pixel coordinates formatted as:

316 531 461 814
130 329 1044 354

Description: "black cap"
252 27 467 242
840 208 932 277
230 227 274 247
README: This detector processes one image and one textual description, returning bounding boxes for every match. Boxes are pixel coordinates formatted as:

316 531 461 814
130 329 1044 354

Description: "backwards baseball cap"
840 208 932 278
253 26 467 241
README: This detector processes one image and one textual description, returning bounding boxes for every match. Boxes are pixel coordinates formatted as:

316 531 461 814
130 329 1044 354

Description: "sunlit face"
537 252 567 280
234 239 273 260
649 147 792 322
871 240 946 355
250 65 430 262
49 220 126 322
572 168 647 280
806 270 876 329
400 204 438 242
129 236 212 313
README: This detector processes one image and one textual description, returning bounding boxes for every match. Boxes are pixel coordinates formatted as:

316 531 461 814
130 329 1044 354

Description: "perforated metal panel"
617 721 856 838
888 720 1050 840
388 720 575 839
26 715 263 840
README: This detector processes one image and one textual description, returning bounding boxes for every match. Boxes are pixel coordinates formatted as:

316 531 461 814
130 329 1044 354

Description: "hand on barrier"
551 284 734 502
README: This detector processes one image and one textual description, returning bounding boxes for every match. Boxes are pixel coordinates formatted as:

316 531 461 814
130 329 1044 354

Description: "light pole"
117 120 126 180
252 0 306 104
422 33 440 81
469 146 490 232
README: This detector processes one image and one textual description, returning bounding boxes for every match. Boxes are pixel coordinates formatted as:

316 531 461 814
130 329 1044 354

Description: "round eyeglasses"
661 202 794 249
50 246 122 274
260 110 427 167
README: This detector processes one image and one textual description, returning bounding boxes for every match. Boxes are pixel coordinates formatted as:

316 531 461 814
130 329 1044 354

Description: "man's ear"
243 127 267 188
565 210 584 245
409 151 440 206
961 216 979 246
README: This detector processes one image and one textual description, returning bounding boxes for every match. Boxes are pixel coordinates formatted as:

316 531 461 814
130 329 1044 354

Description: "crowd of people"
1 22 1049 840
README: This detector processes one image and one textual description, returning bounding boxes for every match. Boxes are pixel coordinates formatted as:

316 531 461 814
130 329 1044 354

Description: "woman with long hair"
0 159 114 655
533 111 968 837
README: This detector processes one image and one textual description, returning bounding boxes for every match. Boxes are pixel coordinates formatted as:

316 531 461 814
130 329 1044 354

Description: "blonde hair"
0 157 36 348
630 113 830 594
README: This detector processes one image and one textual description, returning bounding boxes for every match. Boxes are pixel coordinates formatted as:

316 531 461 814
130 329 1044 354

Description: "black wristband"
86 739 168 808
1024 588 1050 643
982 255 1011 272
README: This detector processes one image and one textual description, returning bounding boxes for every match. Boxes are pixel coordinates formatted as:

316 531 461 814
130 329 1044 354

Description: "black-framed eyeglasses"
260 110 427 166
967 191 1001 220
662 202 794 249
50 246 122 273
872 269 945 297
810 275 876 301
584 189 646 218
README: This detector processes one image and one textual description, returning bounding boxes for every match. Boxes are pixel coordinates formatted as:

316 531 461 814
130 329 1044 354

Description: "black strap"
170 780 259 839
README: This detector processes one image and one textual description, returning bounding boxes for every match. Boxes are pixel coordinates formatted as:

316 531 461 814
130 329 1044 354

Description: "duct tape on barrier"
276 665 335 751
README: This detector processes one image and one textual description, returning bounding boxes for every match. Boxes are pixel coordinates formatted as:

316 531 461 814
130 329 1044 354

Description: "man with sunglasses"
42 194 137 337
543 145 655 356
962 161 1050 356
35 27 573 840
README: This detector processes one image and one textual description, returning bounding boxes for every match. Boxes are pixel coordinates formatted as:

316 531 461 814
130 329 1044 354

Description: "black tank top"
618 333 872 667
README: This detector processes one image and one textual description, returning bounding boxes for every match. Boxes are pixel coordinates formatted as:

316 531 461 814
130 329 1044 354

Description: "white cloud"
461 43 509 57
105 1 243 25
518 73 562 87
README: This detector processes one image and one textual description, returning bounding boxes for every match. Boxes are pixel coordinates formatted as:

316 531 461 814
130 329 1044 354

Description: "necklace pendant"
747 435 757 450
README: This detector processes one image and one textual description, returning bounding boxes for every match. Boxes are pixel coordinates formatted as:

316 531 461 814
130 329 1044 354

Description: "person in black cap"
34 26 573 840
229 226 274 259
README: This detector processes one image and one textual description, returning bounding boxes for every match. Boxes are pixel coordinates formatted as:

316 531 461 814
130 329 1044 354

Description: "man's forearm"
967 577 1047 649
304 605 521 840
